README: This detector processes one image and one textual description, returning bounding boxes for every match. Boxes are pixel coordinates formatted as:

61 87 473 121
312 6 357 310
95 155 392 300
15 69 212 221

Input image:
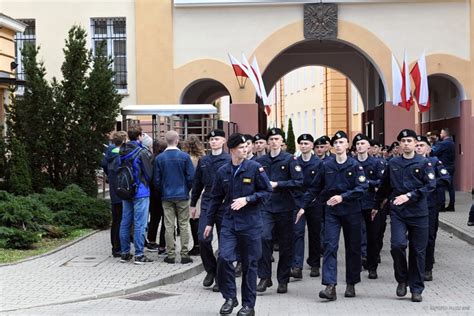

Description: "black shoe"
273 243 279 252
219 298 238 315
271 255 275 262
203 272 215 287
237 306 255 316
319 284 337 300
344 284 356 297
361 257 368 270
134 255 153 265
468 222 474 226
310 266 320 277
277 282 288 294
181 256 193 264
424 271 433 281
120 253 133 263
188 246 200 256
411 293 423 302
145 242 160 252
235 262 242 278
396 282 407 297
212 283 220 292
112 251 122 258
164 256 175 264
368 270 378 279
256 278 273 292
377 255 381 263
290 267 303 279
158 248 167 257
439 207 447 212
445 206 455 212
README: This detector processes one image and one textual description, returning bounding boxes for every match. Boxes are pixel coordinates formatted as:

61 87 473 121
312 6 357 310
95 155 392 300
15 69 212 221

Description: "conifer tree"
286 118 296 154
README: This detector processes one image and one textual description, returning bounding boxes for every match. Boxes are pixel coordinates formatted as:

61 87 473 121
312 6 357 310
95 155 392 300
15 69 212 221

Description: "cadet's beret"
227 133 247 149
253 133 267 141
397 129 417 141
267 128 284 138
297 133 314 144
322 135 331 143
314 137 328 146
330 130 348 146
388 141 400 152
416 135 430 146
207 129 225 139
243 134 254 142
352 133 370 145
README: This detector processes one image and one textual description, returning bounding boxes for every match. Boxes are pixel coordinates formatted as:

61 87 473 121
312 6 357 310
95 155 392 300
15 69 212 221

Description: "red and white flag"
391 53 403 106
241 53 263 99
228 53 247 78
250 56 271 116
410 52 430 112
401 50 414 111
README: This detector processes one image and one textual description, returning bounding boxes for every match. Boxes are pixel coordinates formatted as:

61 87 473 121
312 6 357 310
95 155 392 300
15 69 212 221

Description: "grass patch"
0 228 94 264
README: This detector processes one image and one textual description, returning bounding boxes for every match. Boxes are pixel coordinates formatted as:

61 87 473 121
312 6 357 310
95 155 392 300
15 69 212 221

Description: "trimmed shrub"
0 226 41 249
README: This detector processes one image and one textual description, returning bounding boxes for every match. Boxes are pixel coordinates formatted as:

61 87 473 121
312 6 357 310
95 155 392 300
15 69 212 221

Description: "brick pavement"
6 228 474 315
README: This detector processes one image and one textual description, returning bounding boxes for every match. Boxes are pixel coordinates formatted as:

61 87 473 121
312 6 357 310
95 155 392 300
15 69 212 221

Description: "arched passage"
181 78 231 104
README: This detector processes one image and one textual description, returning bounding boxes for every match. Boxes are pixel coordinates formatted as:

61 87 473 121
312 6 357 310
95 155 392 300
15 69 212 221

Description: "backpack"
115 147 142 200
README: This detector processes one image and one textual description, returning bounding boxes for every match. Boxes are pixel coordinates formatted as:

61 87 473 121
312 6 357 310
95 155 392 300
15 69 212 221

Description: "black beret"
397 129 417 141
330 130 348 146
297 133 314 143
243 134 254 142
207 129 225 139
352 133 370 145
416 135 430 146
267 128 284 138
253 133 267 141
314 137 328 146
322 135 331 143
227 133 247 149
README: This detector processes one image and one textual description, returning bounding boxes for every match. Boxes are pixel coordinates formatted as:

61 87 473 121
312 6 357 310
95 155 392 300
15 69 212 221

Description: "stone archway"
180 78 230 104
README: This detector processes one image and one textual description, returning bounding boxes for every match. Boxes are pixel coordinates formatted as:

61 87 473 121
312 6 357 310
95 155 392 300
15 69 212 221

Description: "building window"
304 110 308 133
319 107 324 136
91 17 127 91
312 109 316 136
14 19 36 94
352 84 359 113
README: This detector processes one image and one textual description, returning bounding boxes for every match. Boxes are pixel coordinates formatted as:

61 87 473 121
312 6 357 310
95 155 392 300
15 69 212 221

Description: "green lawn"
0 228 94 264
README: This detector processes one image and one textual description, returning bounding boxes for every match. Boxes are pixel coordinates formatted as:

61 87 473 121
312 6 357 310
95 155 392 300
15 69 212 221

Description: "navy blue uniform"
356 155 385 273
207 159 272 308
256 151 303 285
431 137 455 209
425 156 450 273
293 154 324 270
375 155 436 294
191 152 231 275
302 157 368 286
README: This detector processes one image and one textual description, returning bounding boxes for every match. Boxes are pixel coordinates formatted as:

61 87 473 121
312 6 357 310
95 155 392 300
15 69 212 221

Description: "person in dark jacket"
101 131 127 257
119 124 154 265
431 128 456 212
154 130 195 264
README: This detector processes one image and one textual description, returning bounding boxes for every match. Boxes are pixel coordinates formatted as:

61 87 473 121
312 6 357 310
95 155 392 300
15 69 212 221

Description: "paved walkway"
0 191 472 313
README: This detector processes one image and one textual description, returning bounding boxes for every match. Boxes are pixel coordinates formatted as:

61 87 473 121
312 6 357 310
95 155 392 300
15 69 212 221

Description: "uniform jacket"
154 148 195 201
256 151 304 212
427 156 451 209
206 159 272 233
298 154 323 209
375 154 436 217
119 141 153 199
431 137 455 172
302 156 368 215
356 155 385 210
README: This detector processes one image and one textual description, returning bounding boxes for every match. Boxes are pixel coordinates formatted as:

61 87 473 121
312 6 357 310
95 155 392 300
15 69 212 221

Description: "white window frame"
14 19 36 95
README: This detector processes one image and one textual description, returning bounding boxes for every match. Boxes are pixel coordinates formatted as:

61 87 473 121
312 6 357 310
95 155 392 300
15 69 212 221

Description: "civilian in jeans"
119 124 154 265
154 130 195 264
101 131 127 257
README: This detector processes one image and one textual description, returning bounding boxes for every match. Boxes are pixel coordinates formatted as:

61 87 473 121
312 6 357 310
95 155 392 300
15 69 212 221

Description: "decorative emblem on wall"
304 3 338 40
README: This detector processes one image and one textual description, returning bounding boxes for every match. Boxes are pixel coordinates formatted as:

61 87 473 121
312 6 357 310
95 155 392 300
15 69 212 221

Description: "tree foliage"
286 118 296 154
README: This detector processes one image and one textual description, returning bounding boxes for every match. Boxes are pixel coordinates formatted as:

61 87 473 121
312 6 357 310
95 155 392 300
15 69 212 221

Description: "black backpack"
115 148 142 200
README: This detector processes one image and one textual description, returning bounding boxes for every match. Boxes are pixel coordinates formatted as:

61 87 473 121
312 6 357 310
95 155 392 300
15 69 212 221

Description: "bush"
0 195 52 232
0 226 41 249
6 139 33 195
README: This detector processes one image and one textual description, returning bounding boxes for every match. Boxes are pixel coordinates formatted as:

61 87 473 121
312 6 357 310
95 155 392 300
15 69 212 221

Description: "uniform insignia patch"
259 167 264 172
440 169 448 175
359 166 363 170
381 169 384 174
359 175 366 182
211 131 215 136
336 133 341 138
281 166 286 170
428 173 435 180
403 130 407 137
295 165 302 172
428 162 432 166
243 178 252 184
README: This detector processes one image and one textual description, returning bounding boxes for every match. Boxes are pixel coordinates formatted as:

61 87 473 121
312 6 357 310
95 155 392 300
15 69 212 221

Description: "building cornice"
0 13 27 33
174 0 462 7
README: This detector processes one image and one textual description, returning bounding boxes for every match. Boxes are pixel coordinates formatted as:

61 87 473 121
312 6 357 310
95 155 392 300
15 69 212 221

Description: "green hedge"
0 185 110 249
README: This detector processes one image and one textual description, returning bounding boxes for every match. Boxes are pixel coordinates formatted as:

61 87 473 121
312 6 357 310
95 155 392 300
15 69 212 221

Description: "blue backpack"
115 148 142 200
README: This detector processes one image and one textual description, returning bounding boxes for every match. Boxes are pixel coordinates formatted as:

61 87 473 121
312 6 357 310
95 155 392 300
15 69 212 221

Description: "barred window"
91 17 127 91
14 19 36 94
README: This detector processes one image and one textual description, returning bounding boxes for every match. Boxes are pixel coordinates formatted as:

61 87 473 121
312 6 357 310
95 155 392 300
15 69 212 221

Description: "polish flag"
391 54 403 106
401 50 414 111
241 53 263 99
410 52 430 112
250 56 272 116
228 53 247 78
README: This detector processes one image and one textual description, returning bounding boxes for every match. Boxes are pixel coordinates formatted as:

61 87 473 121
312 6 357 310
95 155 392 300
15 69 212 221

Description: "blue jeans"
120 197 150 257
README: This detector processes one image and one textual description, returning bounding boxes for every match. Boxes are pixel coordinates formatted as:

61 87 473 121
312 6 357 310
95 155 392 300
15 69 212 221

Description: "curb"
1 259 205 312
0 230 100 267
438 219 474 245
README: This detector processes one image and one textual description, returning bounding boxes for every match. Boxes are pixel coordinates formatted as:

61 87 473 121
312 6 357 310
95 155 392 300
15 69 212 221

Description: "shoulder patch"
440 169 448 175
427 162 432 167
358 175 366 182
359 166 363 170
295 165 302 172
293 156 297 160
259 167 265 172
428 173 435 180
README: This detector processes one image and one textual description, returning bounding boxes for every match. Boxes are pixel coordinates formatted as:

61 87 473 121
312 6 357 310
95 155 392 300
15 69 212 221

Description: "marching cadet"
253 133 267 157
256 128 303 294
291 133 324 279
297 131 368 301
373 129 436 302
244 134 257 160
190 129 231 291
314 137 329 160
204 133 272 316
353 133 385 279
415 135 450 281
